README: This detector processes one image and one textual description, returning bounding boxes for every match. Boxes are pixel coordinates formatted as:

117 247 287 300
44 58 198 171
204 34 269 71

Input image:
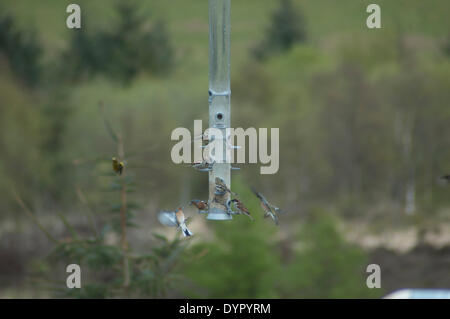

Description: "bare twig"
75 185 99 238
118 133 130 288
13 190 58 244
56 211 80 241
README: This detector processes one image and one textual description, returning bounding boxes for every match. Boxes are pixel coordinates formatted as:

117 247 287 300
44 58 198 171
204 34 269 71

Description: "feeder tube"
207 0 232 220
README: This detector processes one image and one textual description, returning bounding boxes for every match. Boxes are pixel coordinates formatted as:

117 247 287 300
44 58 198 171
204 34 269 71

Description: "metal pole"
207 0 232 220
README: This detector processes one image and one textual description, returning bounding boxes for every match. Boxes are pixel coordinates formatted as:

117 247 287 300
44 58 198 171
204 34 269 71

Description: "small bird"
213 191 229 208
224 199 233 214
231 199 253 221
190 160 214 172
157 208 193 237
112 157 124 175
190 200 209 212
215 177 238 197
175 207 193 237
252 188 284 225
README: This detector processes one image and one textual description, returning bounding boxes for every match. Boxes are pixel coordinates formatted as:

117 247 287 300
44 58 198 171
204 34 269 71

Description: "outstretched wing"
272 206 286 215
273 214 279 226
251 188 265 202
157 211 178 227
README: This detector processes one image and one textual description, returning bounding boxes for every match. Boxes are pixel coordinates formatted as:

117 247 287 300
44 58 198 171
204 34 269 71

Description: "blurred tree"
143 21 174 75
252 0 307 61
39 91 74 202
0 59 44 213
0 13 42 87
232 61 276 112
311 63 396 213
184 179 281 298
21 115 190 298
63 1 173 84
379 51 450 232
279 210 383 298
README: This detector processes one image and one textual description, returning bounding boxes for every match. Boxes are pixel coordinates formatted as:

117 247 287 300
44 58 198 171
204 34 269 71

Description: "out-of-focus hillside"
0 0 449 298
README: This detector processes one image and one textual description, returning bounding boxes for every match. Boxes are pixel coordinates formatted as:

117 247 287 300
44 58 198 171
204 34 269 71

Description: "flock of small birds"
112 157 285 238
156 177 285 237
112 156 449 239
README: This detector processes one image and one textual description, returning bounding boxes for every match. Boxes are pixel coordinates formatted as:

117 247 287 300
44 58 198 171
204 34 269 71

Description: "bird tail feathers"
181 224 193 237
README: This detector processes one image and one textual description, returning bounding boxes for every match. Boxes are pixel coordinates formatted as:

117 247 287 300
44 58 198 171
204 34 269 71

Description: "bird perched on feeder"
252 188 284 225
112 157 124 175
215 177 238 197
190 200 209 213
190 160 214 172
224 199 234 215
157 208 193 237
230 199 253 221
213 191 230 211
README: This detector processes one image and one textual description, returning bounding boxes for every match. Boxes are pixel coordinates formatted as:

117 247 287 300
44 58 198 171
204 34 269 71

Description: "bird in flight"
190 160 214 172
230 199 253 221
252 188 285 225
157 207 193 237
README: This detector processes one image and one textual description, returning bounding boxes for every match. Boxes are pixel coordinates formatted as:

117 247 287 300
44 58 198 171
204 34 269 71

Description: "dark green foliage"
47 233 188 298
39 92 73 201
0 61 44 212
184 179 281 298
279 211 383 298
142 21 174 75
65 283 110 299
184 181 379 298
64 1 173 84
131 234 189 298
253 0 307 61
0 13 42 86
49 240 122 271
33 115 189 298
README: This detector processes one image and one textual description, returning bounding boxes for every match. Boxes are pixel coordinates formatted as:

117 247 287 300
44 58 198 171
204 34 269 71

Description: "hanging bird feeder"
206 0 233 220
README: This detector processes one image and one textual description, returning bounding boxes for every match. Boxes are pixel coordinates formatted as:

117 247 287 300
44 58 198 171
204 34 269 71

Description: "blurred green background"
0 0 449 298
